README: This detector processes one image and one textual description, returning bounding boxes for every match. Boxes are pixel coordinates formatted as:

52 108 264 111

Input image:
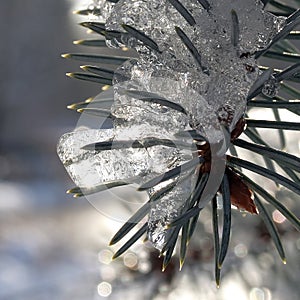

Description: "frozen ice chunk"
57 126 194 192
147 171 197 250
86 0 115 22
262 76 280 98
105 0 285 136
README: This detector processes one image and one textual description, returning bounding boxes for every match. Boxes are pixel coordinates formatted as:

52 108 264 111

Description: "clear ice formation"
262 75 281 98
147 173 197 251
87 0 115 22
106 0 285 131
58 0 286 251
57 126 194 188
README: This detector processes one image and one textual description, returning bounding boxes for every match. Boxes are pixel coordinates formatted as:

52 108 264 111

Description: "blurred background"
0 1 299 300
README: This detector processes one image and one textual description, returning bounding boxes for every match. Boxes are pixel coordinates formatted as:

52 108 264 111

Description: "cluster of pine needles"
62 0 300 285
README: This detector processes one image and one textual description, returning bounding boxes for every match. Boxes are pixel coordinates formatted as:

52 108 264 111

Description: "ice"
57 126 194 193
111 61 190 134
262 76 280 98
87 0 115 22
147 171 198 251
106 1 284 53
105 0 285 140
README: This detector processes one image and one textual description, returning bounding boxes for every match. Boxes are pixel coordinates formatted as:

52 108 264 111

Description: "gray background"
0 1 104 299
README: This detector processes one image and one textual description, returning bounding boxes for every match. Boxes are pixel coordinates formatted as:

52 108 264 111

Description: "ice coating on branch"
87 0 115 22
103 0 286 250
105 0 285 136
58 1 287 251
262 76 281 98
57 125 195 190
148 174 197 251
106 0 285 53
